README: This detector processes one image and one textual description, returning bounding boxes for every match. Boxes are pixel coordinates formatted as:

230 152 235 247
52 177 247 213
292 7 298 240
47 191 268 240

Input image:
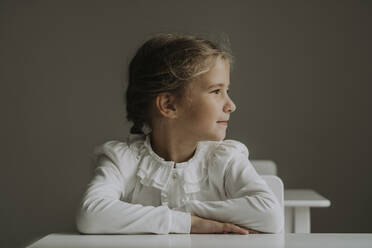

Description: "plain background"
1 1 371 247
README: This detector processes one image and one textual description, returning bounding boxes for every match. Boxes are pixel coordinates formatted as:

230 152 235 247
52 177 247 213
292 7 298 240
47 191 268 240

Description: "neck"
150 126 198 165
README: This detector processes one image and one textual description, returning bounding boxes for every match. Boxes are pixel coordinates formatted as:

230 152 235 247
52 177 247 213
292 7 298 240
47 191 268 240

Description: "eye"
211 89 221 94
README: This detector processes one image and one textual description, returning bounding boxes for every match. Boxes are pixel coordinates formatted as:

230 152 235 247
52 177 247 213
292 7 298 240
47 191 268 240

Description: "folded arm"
184 156 283 233
76 156 191 234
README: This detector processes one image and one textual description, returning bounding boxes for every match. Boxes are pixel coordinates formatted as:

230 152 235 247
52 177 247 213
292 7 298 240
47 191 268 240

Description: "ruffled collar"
130 134 210 194
142 135 203 168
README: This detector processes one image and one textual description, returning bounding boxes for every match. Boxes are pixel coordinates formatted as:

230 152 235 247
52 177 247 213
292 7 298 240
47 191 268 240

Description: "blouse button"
172 173 177 179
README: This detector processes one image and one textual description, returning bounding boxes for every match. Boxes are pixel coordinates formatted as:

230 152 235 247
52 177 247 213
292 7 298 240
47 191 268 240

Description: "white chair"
251 160 277 175
261 175 284 233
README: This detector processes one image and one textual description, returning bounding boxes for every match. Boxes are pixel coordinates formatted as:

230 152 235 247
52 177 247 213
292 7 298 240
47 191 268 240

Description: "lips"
217 120 228 125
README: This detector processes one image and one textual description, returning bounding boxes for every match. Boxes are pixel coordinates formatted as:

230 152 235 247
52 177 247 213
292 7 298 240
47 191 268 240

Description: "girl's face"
175 57 236 142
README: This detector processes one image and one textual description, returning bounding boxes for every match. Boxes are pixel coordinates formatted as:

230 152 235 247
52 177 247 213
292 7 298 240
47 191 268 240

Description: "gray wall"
1 1 371 247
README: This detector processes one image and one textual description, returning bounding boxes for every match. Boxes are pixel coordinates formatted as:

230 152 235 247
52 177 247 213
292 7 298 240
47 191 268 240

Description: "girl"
76 33 283 235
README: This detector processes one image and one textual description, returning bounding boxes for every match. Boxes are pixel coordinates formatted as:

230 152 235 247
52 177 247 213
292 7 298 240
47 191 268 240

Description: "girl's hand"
190 215 260 234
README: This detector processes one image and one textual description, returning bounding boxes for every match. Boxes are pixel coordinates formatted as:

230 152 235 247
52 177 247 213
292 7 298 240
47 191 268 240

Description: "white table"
27 233 372 248
284 189 331 233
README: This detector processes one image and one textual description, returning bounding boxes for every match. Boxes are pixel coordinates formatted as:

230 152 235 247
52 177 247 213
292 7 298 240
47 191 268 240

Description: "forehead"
189 57 230 90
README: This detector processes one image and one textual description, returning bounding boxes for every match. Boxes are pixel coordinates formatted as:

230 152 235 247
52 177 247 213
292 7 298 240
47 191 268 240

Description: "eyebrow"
207 83 230 89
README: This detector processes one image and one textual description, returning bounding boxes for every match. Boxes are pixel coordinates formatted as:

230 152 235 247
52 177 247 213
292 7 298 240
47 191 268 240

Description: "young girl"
76 33 283 235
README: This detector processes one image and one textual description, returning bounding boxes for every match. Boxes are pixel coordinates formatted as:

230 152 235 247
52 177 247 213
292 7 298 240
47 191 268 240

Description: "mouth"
217 121 228 126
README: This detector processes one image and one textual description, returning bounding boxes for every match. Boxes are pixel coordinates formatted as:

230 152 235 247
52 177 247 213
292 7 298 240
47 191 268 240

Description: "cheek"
180 94 220 124
190 103 217 121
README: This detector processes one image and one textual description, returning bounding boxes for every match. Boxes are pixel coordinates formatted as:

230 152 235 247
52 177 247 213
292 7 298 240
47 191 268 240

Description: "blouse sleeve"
76 141 191 234
183 140 284 233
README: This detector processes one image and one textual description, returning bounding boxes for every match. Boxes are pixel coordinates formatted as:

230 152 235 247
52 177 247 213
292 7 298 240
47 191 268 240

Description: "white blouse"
76 134 283 234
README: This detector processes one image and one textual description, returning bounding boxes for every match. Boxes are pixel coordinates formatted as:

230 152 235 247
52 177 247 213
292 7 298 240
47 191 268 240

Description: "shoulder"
198 139 250 185
202 139 249 161
93 134 146 171
217 139 249 157
199 139 250 173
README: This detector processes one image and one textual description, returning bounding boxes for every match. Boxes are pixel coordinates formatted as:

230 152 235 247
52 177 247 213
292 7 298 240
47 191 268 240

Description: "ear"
155 93 178 118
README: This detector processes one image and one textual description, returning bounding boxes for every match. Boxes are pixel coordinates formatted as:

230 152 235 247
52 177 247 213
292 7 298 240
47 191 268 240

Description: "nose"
224 95 236 113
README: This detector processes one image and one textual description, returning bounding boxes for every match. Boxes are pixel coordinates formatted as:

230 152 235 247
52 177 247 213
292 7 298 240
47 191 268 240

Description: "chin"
203 133 226 142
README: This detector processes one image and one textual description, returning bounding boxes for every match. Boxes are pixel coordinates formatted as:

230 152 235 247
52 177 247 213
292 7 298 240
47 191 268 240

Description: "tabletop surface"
284 189 331 207
27 233 372 248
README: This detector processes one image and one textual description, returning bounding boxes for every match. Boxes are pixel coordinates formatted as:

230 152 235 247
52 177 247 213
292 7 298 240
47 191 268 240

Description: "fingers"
223 223 249 235
222 224 261 234
246 228 261 234
191 215 259 235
